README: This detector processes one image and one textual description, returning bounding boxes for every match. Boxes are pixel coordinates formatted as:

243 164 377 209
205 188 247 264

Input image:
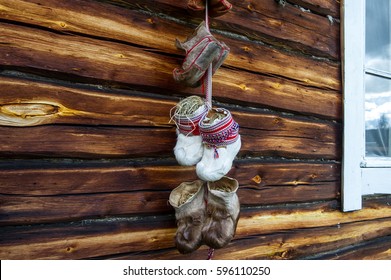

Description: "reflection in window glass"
365 0 391 158
366 0 391 72
365 74 391 157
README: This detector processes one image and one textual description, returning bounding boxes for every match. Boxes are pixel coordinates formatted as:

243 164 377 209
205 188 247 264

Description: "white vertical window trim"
342 0 365 211
342 0 391 212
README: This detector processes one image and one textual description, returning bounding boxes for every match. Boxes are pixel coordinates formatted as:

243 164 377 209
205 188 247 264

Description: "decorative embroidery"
174 105 209 136
199 108 240 157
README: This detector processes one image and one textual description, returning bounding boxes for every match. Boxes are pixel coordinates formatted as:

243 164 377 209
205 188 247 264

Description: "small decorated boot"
202 176 240 248
169 180 206 254
173 21 229 87
196 108 241 182
172 95 208 166
188 0 232 18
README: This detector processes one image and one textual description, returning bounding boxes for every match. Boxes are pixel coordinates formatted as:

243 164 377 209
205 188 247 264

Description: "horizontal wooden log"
0 160 340 225
0 191 171 226
0 126 175 158
0 16 341 92
1 198 391 259
0 118 339 159
0 76 342 128
0 23 175 87
228 0 340 59
289 0 340 18
113 0 340 59
0 219 176 260
0 76 174 127
0 0 178 54
0 160 339 196
0 73 341 123
213 69 341 120
0 0 340 60
113 218 391 260
322 235 391 260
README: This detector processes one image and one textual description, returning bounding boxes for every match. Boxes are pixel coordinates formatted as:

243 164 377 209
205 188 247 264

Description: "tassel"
214 146 219 159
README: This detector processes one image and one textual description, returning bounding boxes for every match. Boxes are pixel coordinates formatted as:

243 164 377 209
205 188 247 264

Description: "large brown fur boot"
202 176 240 248
169 180 206 254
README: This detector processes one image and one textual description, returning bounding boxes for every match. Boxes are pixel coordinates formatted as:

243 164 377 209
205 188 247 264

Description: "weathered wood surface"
1 0 387 261
0 0 340 59
0 77 341 159
321 236 391 260
0 75 341 123
0 123 339 159
0 76 174 127
0 160 339 196
288 0 340 18
1 198 390 260
0 160 340 225
0 74 342 127
117 218 391 260
0 6 341 91
113 0 340 59
0 126 175 158
232 0 340 58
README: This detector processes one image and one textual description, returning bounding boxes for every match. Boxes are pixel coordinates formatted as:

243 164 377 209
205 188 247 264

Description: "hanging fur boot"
171 95 208 166
202 176 240 249
196 108 241 182
169 180 206 254
173 21 229 87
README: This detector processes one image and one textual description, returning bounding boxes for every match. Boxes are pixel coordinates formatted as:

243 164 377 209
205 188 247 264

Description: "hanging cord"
207 248 215 260
204 0 213 108
204 0 215 260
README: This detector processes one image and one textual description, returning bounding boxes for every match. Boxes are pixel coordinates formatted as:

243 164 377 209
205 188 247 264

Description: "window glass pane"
366 0 391 72
365 74 391 157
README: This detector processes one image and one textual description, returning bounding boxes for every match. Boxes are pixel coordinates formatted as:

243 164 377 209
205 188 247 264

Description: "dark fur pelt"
175 208 205 254
202 177 240 249
169 180 206 254
202 198 240 248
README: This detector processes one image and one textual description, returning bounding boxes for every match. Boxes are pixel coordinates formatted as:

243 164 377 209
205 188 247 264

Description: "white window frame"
342 0 391 212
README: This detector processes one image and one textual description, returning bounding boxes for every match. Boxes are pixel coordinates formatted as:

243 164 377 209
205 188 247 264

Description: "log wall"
0 0 390 259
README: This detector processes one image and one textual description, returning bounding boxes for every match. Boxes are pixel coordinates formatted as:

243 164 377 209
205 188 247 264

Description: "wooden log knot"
0 102 62 126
